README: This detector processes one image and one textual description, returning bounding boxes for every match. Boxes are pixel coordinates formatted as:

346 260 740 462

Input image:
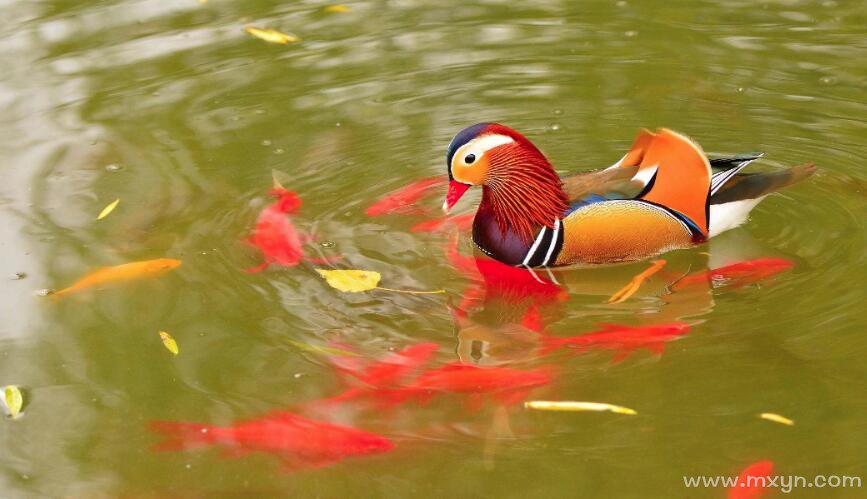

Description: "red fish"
149 411 394 472
410 213 474 233
329 342 440 390
245 188 335 272
542 322 691 363
312 343 441 409
381 362 553 408
365 176 444 216
729 460 775 499
673 258 793 291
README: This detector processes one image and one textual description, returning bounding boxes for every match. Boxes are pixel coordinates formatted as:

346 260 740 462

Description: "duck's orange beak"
443 181 471 214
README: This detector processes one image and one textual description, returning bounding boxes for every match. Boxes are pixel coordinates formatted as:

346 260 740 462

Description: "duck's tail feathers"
708 163 816 237
710 154 764 195
709 153 764 169
619 129 712 237
710 163 817 205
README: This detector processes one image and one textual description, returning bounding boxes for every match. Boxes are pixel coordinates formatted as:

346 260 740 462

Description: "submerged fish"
340 343 440 390
381 362 553 408
410 213 474 233
52 258 181 297
729 460 775 499
542 322 691 363
365 176 444 216
313 342 440 407
673 258 793 290
149 411 393 472
246 188 336 272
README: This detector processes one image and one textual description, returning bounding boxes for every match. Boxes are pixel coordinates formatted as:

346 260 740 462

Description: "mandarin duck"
443 123 815 267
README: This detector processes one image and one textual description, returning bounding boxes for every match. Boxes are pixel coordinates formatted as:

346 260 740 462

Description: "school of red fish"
130 177 793 491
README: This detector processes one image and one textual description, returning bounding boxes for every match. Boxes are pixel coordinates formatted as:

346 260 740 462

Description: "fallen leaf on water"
159 331 179 355
316 269 380 292
3 385 23 419
524 400 637 415
97 199 120 220
315 269 445 295
288 339 359 357
324 4 351 12
607 259 666 304
244 26 300 44
759 412 794 426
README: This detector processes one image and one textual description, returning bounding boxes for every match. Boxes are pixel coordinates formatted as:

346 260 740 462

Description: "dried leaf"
159 331 179 355
607 259 666 304
524 400 637 415
287 339 359 357
324 4 351 12
759 412 794 426
97 198 120 220
3 385 23 419
316 269 380 292
244 26 300 44
315 269 445 295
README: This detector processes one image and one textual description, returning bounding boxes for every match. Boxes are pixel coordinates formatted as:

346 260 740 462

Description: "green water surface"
0 1 865 497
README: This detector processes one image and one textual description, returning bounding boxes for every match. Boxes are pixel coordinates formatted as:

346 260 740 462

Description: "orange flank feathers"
52 258 182 297
619 129 712 236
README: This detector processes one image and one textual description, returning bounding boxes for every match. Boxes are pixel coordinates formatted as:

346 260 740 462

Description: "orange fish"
53 258 182 297
673 258 793 291
542 322 691 363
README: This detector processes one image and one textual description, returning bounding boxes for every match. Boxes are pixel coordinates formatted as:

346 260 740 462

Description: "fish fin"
647 342 666 355
496 388 533 407
147 421 220 451
243 261 271 273
520 305 546 335
464 393 486 413
609 350 633 365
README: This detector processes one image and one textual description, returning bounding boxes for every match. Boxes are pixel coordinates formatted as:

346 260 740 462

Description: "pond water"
0 1 865 497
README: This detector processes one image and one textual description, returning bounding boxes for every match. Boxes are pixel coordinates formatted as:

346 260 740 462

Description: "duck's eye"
464 154 476 164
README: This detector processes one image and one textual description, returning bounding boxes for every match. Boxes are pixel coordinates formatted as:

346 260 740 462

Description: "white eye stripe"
454 134 514 165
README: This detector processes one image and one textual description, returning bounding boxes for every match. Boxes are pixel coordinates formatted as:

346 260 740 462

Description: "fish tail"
147 421 222 451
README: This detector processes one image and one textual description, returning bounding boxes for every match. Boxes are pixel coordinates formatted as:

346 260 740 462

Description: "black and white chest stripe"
521 218 564 268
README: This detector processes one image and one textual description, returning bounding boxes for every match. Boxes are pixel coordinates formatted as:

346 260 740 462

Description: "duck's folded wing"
561 165 641 201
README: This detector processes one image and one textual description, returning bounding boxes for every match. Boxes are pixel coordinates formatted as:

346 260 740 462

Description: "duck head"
444 123 568 243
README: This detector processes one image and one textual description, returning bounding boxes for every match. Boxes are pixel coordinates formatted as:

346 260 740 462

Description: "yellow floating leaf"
244 26 300 44
287 339 359 357
324 4 351 12
3 385 23 419
97 198 120 220
759 412 794 426
316 269 380 292
607 259 666 304
315 269 445 295
159 331 179 355
524 400 637 415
